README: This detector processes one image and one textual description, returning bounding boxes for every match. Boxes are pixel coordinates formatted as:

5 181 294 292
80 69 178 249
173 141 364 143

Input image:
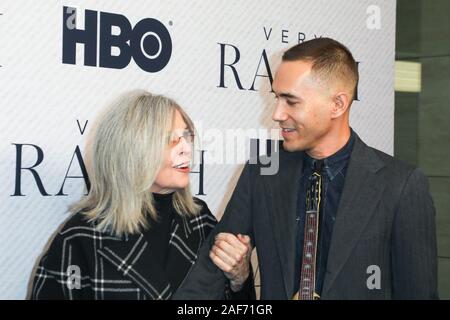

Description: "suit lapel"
264 149 303 298
322 136 386 296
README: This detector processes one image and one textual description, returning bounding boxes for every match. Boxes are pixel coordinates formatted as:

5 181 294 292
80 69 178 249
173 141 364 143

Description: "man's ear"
331 92 351 119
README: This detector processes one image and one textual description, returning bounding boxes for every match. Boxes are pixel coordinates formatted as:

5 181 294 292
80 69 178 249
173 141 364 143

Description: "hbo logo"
62 6 172 73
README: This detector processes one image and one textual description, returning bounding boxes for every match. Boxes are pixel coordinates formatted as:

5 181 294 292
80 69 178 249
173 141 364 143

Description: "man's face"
272 60 334 153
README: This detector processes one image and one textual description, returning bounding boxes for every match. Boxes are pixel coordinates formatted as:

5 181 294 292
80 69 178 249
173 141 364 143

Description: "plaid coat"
30 198 217 300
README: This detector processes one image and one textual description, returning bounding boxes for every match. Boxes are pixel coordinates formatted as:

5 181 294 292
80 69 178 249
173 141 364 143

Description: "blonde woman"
30 91 218 299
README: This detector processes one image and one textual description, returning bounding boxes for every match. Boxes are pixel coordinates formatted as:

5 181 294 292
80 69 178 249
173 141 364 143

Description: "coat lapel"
264 149 304 298
321 136 387 296
97 213 206 300
97 232 173 300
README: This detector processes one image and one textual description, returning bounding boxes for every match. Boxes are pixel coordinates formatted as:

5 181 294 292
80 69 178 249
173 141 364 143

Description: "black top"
146 192 181 289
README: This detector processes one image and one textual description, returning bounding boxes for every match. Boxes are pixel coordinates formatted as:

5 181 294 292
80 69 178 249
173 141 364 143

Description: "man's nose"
272 102 288 122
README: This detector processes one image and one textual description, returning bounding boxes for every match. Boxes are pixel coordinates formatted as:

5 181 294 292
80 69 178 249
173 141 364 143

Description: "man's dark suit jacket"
174 133 438 299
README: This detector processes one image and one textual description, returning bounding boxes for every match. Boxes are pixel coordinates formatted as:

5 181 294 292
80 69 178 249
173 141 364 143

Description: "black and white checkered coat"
30 199 217 300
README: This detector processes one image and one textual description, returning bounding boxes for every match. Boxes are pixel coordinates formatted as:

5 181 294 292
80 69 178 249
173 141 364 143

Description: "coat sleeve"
29 232 88 300
173 162 256 299
391 168 439 299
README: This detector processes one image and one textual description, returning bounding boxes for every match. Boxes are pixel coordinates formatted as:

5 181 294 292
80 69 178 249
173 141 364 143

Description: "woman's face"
151 109 193 194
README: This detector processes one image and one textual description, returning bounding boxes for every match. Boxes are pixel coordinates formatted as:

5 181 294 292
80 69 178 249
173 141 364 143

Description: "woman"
30 90 218 299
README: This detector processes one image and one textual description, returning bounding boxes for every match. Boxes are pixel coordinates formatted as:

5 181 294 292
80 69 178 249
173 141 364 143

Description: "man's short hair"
282 37 358 98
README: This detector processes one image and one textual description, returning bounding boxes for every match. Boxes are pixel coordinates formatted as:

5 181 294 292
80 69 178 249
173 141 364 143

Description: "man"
174 38 438 299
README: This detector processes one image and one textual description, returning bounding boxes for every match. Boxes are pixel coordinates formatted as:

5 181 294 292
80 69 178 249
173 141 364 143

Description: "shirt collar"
303 128 356 180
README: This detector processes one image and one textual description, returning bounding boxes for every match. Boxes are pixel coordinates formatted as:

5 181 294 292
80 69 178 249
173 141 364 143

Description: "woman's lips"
175 167 190 173
173 162 190 173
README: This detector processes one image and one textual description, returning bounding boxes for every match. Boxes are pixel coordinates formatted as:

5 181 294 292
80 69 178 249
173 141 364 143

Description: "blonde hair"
70 90 201 236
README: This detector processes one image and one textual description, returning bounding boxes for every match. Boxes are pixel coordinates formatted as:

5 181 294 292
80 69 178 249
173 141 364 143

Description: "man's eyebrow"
274 92 300 100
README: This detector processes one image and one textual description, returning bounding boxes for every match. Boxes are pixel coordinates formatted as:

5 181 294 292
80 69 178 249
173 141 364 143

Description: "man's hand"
209 233 252 292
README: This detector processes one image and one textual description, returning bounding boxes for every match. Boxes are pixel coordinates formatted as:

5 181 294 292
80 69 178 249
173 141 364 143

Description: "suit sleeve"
391 168 439 299
173 162 256 299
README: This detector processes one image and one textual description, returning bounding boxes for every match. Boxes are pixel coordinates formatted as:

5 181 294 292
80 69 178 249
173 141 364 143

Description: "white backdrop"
0 0 396 299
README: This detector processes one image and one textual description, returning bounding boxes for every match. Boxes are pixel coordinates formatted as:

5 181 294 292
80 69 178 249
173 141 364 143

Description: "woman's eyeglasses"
169 130 195 147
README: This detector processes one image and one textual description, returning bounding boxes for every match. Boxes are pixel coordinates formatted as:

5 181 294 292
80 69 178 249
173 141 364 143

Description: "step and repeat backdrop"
0 0 395 299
